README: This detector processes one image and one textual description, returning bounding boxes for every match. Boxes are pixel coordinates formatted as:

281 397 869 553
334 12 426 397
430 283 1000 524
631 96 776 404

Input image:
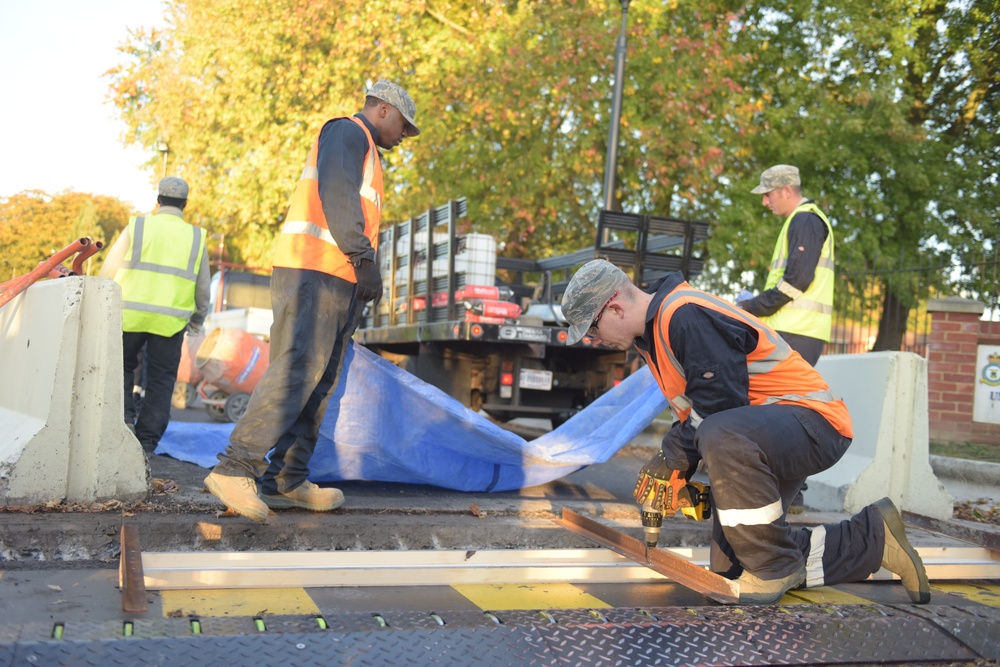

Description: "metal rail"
139 544 999 592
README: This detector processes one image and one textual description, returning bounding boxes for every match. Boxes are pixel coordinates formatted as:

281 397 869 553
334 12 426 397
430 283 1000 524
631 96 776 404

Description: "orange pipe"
48 265 77 279
0 238 91 309
71 240 104 275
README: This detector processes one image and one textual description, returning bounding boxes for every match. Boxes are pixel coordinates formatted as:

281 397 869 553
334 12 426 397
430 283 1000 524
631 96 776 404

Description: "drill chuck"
640 507 663 549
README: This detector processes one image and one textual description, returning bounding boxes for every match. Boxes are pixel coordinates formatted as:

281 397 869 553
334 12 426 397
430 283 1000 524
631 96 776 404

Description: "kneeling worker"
561 259 929 605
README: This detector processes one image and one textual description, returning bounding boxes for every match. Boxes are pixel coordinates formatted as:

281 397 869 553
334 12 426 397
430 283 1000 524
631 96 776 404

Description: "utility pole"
602 0 630 213
157 142 170 179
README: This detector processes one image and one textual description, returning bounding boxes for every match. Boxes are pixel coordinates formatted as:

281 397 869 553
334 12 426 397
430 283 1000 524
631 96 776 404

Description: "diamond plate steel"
0 604 994 666
904 603 1000 660
258 614 329 634
126 616 197 639
421 609 508 629
9 629 557 667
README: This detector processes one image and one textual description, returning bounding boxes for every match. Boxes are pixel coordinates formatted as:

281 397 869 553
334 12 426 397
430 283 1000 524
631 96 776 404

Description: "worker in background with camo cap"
738 164 836 514
204 79 420 522
560 259 929 605
737 164 834 367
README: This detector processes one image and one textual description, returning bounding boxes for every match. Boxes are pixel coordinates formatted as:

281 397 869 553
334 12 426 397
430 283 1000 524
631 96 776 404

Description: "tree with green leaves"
106 0 751 264
710 0 999 349
107 0 997 349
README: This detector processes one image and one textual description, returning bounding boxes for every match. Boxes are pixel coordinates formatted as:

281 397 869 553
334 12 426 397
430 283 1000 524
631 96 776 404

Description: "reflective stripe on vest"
761 202 835 341
640 283 852 439
272 116 383 280
116 214 205 337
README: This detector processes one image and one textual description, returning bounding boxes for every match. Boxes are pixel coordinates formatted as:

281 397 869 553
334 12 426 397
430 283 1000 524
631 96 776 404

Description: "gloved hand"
735 289 753 311
633 450 690 514
353 258 383 303
185 322 204 336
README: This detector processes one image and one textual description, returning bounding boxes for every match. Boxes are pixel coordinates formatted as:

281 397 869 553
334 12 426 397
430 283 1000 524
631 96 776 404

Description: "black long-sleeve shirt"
742 202 828 317
635 272 761 473
315 113 383 263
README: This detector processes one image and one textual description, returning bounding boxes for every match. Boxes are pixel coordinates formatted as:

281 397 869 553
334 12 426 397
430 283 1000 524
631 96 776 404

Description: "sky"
0 1 168 211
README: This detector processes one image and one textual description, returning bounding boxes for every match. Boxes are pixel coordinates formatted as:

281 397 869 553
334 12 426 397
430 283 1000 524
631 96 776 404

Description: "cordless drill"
641 481 711 555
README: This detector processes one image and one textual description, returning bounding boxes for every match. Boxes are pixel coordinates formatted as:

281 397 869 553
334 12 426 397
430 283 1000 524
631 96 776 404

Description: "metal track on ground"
141 545 1000 590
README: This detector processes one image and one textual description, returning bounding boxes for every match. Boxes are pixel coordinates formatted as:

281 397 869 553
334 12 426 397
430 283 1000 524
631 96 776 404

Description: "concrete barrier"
811 352 953 519
0 277 147 505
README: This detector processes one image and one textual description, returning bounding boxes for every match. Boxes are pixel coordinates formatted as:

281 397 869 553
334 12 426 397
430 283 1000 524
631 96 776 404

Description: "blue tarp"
160 342 667 492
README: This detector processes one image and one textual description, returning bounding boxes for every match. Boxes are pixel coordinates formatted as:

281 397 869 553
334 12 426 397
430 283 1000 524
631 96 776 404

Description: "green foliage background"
4 0 996 348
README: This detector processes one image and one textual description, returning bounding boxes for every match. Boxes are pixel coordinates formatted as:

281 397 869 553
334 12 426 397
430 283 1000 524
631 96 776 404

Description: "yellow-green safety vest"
761 202 834 342
115 212 205 336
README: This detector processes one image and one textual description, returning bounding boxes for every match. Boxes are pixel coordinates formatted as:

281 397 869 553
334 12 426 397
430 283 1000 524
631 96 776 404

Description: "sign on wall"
974 344 1000 425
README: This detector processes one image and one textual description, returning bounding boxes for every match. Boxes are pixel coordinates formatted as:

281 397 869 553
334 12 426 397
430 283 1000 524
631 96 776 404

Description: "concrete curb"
930 455 1000 503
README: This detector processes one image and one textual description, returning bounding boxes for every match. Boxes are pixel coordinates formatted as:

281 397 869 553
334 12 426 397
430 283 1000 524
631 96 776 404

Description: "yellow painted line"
784 587 872 605
453 583 611 611
161 587 321 618
931 583 1000 608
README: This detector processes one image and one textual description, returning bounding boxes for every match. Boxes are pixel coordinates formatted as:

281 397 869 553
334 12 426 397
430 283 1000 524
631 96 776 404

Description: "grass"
929 440 1000 464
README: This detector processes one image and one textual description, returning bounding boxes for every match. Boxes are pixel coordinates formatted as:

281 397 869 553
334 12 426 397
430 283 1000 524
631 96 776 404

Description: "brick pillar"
926 297 985 443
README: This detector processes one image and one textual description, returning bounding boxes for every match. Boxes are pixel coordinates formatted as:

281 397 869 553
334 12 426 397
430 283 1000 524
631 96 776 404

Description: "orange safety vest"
639 282 852 439
272 116 383 280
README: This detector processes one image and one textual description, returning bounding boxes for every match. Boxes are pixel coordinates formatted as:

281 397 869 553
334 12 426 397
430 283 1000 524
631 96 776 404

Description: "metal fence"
827 256 999 358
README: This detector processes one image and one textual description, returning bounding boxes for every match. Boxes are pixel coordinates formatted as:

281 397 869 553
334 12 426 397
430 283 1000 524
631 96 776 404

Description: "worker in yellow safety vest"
736 164 836 514
560 259 929 606
100 176 210 453
737 164 834 367
204 79 420 523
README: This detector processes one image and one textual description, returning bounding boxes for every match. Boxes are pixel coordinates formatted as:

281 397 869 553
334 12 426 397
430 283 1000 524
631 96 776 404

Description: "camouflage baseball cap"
158 176 189 199
750 164 800 194
561 259 632 345
367 79 420 135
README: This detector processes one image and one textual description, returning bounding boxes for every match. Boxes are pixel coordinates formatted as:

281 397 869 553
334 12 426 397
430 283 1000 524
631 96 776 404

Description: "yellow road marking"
161 588 320 618
931 583 1000 607
784 587 872 605
453 583 611 611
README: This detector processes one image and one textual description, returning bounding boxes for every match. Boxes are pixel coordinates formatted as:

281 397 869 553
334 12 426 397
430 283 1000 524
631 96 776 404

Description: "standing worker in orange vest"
204 80 420 522
100 176 210 453
737 164 836 513
560 259 929 605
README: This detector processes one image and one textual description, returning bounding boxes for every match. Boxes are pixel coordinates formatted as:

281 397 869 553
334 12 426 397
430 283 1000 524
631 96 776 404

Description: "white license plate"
519 369 553 391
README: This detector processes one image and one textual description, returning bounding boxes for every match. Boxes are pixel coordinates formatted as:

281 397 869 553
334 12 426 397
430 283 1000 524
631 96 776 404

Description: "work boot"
735 566 806 605
203 471 270 523
874 497 931 604
261 480 345 512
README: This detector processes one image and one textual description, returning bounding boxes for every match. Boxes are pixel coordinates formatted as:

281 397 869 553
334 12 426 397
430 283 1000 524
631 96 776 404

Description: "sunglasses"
587 290 618 337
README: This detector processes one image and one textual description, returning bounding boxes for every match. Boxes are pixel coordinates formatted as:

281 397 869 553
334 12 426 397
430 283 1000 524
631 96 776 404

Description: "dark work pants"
214 267 363 494
777 331 824 367
695 404 883 585
123 329 185 451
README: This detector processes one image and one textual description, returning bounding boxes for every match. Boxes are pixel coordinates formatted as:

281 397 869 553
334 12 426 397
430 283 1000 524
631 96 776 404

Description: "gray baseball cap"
158 176 189 199
750 164 800 194
367 79 420 135
561 259 632 345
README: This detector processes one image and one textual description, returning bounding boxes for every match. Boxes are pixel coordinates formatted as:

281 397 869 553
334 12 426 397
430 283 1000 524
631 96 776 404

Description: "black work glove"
353 258 383 304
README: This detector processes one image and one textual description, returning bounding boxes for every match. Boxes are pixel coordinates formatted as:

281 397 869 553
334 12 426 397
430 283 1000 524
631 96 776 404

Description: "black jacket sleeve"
315 118 376 262
741 209 828 317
